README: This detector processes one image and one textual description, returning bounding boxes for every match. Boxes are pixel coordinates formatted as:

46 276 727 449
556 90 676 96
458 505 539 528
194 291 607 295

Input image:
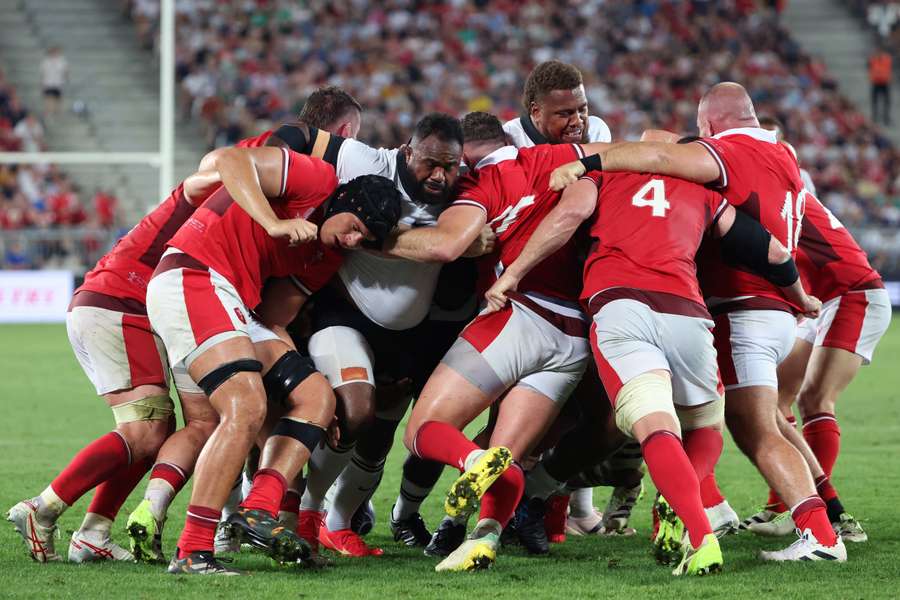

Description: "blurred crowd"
123 0 900 231
1 68 119 269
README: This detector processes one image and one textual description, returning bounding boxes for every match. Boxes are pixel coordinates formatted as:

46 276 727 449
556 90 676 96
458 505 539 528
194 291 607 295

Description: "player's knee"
676 397 724 432
614 372 678 438
265 351 320 406
796 381 834 417
285 373 336 426
335 384 376 444
184 414 218 441
113 394 175 460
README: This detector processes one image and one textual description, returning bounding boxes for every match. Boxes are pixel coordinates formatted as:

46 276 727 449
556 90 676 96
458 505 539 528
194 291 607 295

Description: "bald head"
697 82 759 137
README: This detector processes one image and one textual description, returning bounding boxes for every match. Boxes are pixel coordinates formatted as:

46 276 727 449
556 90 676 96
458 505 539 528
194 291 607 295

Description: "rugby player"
483 146 822 573
262 113 471 557
387 112 596 571
147 146 400 575
6 174 221 564
122 87 365 563
504 59 641 539
745 119 889 541
548 82 848 562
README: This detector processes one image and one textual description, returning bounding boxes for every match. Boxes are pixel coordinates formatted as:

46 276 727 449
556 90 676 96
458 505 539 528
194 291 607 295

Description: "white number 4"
631 179 670 217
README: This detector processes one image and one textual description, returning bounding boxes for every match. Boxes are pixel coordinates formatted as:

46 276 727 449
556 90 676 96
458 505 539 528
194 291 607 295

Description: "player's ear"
400 144 412 162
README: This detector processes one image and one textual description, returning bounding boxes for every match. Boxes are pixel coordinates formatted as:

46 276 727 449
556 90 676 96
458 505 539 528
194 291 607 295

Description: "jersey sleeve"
706 191 730 230
334 139 395 184
692 137 731 191
279 149 338 213
451 171 496 216
270 123 346 166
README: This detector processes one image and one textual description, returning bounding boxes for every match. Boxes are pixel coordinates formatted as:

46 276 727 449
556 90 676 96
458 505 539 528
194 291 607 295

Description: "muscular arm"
596 141 720 184
201 146 287 231
713 205 819 316
483 178 597 312
382 204 487 263
550 141 721 191
182 169 223 206
502 178 597 282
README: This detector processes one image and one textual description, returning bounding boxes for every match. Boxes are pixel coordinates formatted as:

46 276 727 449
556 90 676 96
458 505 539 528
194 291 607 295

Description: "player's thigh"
147 257 252 373
490 385 562 460
307 325 376 389
589 299 670 402
724 384 780 453
67 306 170 396
404 362 494 450
776 337 814 407
713 309 796 392
815 288 892 365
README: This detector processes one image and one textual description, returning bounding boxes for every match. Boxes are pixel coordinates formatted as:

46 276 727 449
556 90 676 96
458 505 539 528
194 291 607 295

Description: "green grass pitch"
1 320 899 599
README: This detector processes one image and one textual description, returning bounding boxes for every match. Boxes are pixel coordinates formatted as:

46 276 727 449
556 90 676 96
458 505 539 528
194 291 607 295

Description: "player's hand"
799 295 822 319
324 416 340 448
267 218 318 245
462 225 496 258
549 160 587 192
483 271 520 313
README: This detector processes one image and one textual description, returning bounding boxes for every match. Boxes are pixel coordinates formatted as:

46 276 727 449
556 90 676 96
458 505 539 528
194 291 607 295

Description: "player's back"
797 194 881 301
458 144 587 302
168 148 338 308
695 128 805 310
79 184 195 304
582 171 726 313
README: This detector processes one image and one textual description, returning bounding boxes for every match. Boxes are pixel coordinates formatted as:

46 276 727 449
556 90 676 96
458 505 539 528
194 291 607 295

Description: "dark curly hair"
522 60 584 111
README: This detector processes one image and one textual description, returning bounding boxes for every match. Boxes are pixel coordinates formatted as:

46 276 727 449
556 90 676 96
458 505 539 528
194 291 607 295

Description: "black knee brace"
197 359 262 397
263 350 317 406
271 417 325 453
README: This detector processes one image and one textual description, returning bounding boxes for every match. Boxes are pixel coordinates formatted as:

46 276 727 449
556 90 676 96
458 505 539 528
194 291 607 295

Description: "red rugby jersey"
797 194 881 302
78 184 195 308
167 148 340 309
580 171 727 318
452 143 586 307
694 127 807 313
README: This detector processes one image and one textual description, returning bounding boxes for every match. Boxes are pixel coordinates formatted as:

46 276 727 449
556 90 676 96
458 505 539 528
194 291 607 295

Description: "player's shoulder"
586 115 612 143
336 139 398 181
502 117 534 148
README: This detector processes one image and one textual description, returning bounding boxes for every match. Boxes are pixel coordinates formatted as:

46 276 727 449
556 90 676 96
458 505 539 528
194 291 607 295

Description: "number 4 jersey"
452 143 588 305
579 171 727 317
693 127 807 313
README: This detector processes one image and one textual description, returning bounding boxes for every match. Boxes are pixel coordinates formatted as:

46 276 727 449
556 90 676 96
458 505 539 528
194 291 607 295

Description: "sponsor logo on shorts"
340 367 369 382
233 307 246 324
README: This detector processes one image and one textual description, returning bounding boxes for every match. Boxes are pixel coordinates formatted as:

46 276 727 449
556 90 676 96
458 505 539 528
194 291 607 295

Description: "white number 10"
631 179 670 217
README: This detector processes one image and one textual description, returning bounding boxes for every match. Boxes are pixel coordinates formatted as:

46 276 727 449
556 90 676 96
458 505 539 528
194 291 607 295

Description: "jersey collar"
712 126 777 143
475 145 518 170
520 113 549 145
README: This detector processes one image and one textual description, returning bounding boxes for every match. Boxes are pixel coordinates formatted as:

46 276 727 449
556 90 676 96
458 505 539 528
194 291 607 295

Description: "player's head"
299 86 363 138
523 60 589 144
461 111 507 169
322 174 403 250
401 113 463 205
697 82 758 138
758 115 785 141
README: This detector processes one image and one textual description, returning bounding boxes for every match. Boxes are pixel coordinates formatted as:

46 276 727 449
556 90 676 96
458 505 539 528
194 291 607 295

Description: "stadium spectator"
869 46 893 124
40 46 68 117
13 111 45 153
122 0 900 236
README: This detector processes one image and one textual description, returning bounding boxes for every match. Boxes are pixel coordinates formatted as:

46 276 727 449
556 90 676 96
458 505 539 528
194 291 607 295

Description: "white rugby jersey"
331 138 443 330
503 114 611 148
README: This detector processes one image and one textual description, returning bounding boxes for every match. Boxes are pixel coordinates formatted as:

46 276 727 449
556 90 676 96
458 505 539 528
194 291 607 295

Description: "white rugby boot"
759 528 847 562
69 529 134 563
705 499 740 537
6 499 61 562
